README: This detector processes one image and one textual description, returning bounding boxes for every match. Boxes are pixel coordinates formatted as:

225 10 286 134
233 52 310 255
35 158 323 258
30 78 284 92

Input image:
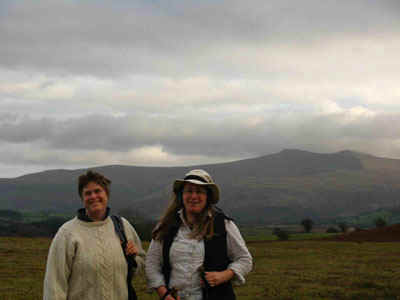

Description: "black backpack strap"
215 206 234 222
111 215 138 300
161 213 182 287
111 215 127 244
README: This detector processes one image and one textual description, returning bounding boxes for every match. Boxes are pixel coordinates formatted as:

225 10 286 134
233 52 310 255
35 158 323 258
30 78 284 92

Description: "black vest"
162 211 236 300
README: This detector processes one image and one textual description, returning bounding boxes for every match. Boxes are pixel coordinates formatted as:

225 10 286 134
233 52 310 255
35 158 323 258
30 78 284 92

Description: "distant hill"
1 149 400 224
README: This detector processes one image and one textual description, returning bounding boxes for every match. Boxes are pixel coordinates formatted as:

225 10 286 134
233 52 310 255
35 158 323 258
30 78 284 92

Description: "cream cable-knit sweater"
43 216 145 300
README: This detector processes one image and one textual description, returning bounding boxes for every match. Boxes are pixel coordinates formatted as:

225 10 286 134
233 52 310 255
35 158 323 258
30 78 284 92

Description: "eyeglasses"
182 189 207 195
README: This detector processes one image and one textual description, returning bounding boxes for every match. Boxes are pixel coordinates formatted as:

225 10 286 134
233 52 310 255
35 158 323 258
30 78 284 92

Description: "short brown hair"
78 170 111 198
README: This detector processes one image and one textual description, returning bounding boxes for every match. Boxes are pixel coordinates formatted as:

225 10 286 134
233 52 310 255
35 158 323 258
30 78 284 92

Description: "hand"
204 270 234 287
124 240 138 256
157 286 180 300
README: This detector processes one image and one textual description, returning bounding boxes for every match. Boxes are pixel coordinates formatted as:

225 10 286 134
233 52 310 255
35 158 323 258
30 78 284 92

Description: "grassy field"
0 237 399 299
240 224 340 242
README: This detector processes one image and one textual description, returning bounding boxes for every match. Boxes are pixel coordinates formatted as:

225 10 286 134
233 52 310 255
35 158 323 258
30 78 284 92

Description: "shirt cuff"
147 277 166 290
227 265 246 286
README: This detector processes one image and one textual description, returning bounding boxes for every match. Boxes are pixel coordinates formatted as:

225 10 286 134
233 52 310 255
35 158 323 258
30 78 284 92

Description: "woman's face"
182 183 208 216
81 181 108 221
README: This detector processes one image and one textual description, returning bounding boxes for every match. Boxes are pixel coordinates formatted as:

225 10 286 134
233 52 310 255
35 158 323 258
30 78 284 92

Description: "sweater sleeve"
43 226 75 300
225 220 253 285
121 218 146 275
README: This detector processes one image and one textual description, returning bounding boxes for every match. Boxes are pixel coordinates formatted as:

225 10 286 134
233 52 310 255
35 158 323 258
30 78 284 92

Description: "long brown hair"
152 187 216 241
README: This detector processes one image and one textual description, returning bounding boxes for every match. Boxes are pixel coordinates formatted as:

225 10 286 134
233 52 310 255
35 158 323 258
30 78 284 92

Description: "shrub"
273 228 290 240
0 210 23 221
326 227 339 233
338 222 348 233
301 218 314 233
374 217 387 228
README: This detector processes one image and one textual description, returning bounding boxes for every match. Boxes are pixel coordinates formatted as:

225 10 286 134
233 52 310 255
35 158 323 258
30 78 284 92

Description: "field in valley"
1 233 399 300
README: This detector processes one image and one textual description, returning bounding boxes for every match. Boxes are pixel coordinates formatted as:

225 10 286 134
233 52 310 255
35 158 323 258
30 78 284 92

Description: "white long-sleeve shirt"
145 213 252 299
43 216 145 300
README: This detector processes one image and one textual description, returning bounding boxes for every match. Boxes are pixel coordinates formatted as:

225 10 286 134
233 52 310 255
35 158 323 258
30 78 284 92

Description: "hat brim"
173 179 220 204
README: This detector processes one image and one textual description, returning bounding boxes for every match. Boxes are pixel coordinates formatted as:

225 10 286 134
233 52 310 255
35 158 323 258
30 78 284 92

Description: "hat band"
184 175 208 183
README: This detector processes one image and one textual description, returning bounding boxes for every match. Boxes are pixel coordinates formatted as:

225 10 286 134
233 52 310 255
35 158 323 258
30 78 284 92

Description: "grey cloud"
1 111 400 160
0 117 54 143
0 112 18 123
0 113 282 155
0 142 93 168
1 0 400 178
341 114 400 139
1 0 399 77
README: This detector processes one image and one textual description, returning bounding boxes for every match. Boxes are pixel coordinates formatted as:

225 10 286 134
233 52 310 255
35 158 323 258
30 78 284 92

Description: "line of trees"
0 208 157 240
300 216 389 235
0 209 392 240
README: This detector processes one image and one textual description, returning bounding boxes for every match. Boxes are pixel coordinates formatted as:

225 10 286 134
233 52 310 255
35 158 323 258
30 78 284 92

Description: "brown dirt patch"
327 223 400 242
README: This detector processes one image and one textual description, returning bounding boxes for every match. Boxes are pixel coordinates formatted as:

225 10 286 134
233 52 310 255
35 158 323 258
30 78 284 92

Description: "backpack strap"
111 215 127 244
111 215 138 300
162 214 181 286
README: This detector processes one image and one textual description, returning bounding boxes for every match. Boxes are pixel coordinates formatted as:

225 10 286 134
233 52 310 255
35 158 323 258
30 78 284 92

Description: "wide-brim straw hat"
173 169 220 204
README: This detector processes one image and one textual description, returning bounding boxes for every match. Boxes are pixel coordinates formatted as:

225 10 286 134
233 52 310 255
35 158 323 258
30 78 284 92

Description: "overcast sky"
1 0 400 178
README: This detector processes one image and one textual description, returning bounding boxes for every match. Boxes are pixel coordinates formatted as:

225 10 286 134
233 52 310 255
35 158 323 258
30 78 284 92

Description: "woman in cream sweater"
43 170 145 300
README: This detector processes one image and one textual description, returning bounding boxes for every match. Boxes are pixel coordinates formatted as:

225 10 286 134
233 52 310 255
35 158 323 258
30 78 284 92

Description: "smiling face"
81 181 109 221
182 182 208 218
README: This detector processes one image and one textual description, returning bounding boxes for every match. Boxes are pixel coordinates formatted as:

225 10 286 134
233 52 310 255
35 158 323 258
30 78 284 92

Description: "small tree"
326 227 339 233
273 228 289 240
374 217 387 228
338 222 348 233
301 218 314 233
0 210 23 221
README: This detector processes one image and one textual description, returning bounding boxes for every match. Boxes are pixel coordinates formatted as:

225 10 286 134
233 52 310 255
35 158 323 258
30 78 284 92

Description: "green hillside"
1 149 400 224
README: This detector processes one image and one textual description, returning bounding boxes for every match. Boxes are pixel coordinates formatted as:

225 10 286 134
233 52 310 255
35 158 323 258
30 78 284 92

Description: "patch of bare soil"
328 223 400 242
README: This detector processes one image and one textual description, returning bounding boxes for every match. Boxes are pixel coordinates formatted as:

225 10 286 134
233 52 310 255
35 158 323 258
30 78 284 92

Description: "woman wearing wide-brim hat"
145 169 253 300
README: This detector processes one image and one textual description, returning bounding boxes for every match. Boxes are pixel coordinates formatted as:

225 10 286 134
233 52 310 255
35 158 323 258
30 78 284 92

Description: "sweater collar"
77 207 110 222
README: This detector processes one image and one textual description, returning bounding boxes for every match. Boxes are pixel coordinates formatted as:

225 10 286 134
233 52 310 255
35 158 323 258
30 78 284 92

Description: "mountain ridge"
2 149 400 224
